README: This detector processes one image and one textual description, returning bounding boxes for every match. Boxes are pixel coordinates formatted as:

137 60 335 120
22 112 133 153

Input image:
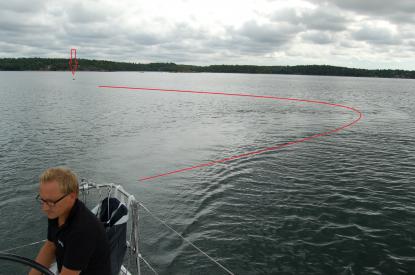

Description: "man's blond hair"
40 167 79 195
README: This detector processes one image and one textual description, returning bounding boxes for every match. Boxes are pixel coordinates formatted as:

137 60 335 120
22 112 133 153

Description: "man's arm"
28 240 56 275
60 267 81 275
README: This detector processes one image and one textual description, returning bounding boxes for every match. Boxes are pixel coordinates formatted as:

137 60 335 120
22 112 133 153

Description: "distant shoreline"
1 57 414 79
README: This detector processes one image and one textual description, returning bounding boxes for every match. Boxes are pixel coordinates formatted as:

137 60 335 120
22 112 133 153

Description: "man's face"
39 180 75 219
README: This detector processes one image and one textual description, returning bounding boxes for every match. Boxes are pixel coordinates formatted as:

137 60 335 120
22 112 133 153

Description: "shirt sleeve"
62 229 96 271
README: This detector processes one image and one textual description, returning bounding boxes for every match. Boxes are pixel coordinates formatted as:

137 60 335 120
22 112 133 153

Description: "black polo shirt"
47 199 111 275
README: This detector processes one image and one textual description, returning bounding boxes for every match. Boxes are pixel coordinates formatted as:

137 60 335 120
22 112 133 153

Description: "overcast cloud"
1 0 414 69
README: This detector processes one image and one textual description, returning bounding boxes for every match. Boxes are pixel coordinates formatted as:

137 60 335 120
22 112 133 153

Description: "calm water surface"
0 72 414 274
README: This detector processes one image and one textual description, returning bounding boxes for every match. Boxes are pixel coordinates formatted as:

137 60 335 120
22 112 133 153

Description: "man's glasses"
35 193 69 207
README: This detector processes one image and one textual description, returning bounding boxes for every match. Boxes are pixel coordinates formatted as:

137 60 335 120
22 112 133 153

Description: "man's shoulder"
70 200 105 234
74 200 99 222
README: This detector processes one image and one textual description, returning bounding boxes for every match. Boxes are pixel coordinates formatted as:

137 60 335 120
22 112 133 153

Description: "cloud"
306 0 415 23
325 0 415 15
64 2 112 24
272 6 348 31
0 0 414 69
0 0 47 14
237 21 300 46
352 23 401 45
301 31 333 44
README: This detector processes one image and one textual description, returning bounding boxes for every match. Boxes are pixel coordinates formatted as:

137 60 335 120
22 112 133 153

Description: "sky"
1 0 415 70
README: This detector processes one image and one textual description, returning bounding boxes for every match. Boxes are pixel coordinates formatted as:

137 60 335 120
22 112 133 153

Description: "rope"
0 239 46 253
0 237 159 274
131 202 141 275
97 86 362 182
139 254 158 274
139 203 234 275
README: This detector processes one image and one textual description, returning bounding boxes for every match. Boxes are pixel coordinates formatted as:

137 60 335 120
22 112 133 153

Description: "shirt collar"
60 198 80 229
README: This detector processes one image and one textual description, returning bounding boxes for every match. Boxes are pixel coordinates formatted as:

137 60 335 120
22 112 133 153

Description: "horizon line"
1 57 414 72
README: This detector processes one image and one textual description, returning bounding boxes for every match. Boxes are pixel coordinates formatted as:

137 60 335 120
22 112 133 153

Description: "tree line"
1 57 414 79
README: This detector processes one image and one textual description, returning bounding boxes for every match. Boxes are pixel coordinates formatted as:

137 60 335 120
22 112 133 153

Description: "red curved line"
98 85 363 182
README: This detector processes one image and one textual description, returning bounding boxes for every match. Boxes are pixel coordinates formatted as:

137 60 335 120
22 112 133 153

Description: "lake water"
0 72 414 274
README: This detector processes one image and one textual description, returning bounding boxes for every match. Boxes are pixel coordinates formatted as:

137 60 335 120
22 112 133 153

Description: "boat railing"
79 179 155 275
1 180 233 275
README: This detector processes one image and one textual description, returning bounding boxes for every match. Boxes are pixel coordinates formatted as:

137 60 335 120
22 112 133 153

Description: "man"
29 167 111 275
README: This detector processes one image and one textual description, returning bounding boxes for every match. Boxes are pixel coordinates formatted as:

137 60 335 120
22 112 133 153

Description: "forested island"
1 57 414 79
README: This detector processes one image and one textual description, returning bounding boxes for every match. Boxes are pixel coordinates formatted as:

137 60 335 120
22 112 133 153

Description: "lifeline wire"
139 202 234 275
1 207 233 274
1 239 158 274
0 240 46 253
138 254 158 274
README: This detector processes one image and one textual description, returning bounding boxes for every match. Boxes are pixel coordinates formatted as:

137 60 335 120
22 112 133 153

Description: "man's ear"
69 192 77 200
